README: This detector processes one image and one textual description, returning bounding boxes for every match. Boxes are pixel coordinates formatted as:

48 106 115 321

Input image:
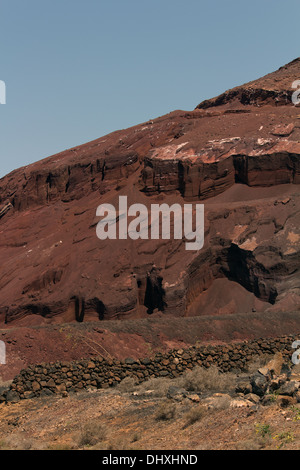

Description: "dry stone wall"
2 334 299 402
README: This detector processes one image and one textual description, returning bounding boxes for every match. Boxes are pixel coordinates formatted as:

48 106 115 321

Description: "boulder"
269 374 288 391
5 391 20 403
277 381 300 397
250 372 269 397
235 381 252 395
244 393 260 404
277 395 297 408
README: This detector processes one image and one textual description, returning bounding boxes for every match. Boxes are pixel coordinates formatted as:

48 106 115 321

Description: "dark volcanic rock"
196 58 300 109
277 381 300 396
250 372 269 397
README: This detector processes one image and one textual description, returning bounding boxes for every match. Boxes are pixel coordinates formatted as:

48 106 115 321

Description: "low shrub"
78 421 107 447
155 401 176 421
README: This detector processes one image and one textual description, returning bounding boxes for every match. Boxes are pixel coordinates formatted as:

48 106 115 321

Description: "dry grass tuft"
133 365 238 398
245 354 273 374
184 405 207 427
177 365 236 393
154 401 176 421
137 377 174 397
78 421 107 447
117 376 139 393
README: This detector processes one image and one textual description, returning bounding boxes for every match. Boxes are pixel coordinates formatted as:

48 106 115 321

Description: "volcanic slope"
0 58 299 327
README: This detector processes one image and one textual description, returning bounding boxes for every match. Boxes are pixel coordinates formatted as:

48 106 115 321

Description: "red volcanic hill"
0 58 300 329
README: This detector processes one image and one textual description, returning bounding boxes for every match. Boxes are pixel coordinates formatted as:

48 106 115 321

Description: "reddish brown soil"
1 310 299 381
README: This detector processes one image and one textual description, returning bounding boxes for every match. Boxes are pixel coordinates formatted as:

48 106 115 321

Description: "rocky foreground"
0 353 299 450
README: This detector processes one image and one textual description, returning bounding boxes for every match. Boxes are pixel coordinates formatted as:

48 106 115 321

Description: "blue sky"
0 0 299 178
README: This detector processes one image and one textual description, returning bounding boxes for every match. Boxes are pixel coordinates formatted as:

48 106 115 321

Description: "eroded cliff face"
0 58 299 325
140 137 300 199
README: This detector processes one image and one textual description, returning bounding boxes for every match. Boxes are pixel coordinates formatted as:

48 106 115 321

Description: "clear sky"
0 0 299 178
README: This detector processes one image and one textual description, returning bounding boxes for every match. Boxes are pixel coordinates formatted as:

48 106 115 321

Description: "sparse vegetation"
0 377 12 398
291 406 300 421
255 423 272 439
0 383 299 450
265 391 279 403
137 377 174 397
273 431 295 449
234 439 262 451
117 376 138 393
210 394 231 410
0 439 8 450
155 401 176 421
246 355 273 374
131 432 141 443
119 365 238 398
78 421 107 447
0 353 299 450
104 438 130 450
47 443 74 450
178 365 236 393
183 405 207 427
